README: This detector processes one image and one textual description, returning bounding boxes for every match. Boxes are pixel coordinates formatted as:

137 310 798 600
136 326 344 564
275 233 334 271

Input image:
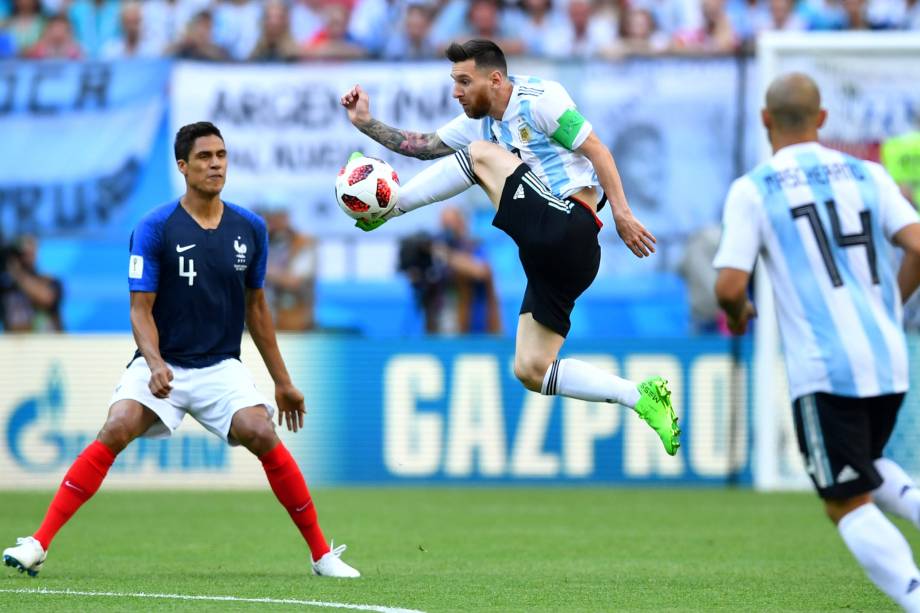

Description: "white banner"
170 61 465 237
0 335 307 489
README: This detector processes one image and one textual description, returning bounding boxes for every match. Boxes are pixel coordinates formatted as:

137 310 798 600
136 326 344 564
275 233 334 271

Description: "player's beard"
463 91 491 119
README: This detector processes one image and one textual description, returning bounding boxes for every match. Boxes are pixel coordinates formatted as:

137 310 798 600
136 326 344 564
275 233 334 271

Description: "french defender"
3 122 359 579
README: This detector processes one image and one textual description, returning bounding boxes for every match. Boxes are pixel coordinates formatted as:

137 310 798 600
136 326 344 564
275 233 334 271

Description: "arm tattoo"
358 119 454 160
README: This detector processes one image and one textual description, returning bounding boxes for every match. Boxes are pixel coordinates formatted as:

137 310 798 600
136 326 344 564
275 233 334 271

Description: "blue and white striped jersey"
436 75 596 200
714 142 920 401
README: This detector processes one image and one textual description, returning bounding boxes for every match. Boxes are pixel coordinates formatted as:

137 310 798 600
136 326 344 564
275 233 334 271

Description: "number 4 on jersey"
790 199 879 288
179 256 197 286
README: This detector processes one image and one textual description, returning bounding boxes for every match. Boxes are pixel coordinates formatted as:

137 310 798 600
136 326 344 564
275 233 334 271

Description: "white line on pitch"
0 588 426 613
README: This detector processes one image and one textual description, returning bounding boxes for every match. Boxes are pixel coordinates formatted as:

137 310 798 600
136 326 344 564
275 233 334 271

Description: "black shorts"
491 163 602 337
792 392 904 499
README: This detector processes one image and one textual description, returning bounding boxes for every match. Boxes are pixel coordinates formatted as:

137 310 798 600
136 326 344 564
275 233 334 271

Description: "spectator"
67 0 120 58
348 0 403 57
382 1 438 59
838 0 894 27
882 126 920 207
0 236 63 333
26 12 83 59
603 6 669 57
99 1 163 60
801 0 845 29
398 207 501 335
453 0 524 56
213 0 262 60
518 0 566 57
262 208 318 332
302 4 368 60
726 0 769 41
671 0 739 54
249 0 301 62
0 28 15 58
754 0 808 33
545 0 617 59
142 0 210 54
169 10 230 61
678 225 722 334
290 0 324 44
908 0 920 28
631 0 700 36
4 0 45 56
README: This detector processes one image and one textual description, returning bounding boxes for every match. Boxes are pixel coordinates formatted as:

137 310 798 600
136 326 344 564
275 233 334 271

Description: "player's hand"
275 382 306 433
148 363 174 399
341 84 371 127
727 300 757 335
613 211 656 258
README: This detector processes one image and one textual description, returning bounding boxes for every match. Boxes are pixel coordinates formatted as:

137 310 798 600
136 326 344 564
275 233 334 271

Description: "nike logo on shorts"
176 244 196 253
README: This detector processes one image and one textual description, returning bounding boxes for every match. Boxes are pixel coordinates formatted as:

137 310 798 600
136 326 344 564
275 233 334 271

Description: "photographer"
1 235 63 333
398 207 501 335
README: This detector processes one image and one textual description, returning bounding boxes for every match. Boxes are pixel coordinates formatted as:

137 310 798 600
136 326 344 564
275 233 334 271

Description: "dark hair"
445 39 506 74
174 121 223 162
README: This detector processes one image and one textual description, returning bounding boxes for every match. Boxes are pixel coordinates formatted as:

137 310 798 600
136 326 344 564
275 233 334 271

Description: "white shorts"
110 357 275 446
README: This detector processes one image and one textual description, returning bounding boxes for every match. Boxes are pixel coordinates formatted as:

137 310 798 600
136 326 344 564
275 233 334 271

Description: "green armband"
551 108 587 150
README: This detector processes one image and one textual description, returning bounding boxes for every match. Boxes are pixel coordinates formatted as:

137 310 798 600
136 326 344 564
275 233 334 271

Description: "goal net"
753 32 920 490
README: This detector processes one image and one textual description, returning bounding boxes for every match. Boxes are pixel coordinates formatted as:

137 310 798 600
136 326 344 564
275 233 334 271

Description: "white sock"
541 358 641 408
874 458 920 529
838 503 920 612
396 148 476 214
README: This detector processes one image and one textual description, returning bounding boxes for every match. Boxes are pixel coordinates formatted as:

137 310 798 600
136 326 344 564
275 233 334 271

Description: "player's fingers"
277 408 283 426
284 409 292 432
298 407 305 429
642 235 656 253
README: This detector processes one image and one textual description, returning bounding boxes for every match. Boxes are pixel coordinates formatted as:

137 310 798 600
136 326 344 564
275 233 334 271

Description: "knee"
824 494 872 525
468 140 500 166
97 417 139 454
235 413 278 456
514 355 552 392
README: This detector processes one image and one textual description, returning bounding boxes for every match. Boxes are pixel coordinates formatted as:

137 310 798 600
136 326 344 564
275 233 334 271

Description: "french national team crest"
233 237 248 271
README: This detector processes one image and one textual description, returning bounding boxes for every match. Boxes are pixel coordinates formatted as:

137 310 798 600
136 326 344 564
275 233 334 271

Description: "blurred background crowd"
0 1 918 340
1 0 918 63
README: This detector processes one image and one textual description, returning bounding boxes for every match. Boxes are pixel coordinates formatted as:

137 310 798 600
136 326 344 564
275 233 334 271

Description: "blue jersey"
127 200 268 368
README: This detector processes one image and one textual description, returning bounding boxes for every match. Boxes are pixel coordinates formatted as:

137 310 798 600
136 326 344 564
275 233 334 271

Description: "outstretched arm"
577 132 656 258
245 288 305 433
341 84 454 160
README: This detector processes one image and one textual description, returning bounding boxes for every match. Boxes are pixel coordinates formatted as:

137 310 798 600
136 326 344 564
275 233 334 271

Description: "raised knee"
514 357 550 392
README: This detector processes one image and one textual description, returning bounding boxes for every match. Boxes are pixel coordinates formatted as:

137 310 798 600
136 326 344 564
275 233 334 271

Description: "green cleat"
634 376 681 456
355 217 387 232
348 151 365 162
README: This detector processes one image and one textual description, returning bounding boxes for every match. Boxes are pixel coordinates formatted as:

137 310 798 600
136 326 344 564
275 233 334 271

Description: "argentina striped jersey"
713 142 920 400
436 75 597 200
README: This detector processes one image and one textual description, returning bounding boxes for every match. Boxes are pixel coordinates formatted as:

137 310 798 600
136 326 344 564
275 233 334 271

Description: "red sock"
260 442 330 561
33 440 116 550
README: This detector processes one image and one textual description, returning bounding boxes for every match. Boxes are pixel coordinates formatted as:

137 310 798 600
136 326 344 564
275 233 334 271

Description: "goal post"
753 32 920 491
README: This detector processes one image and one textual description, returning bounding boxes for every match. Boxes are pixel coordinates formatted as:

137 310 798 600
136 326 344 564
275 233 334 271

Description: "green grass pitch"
0 488 910 612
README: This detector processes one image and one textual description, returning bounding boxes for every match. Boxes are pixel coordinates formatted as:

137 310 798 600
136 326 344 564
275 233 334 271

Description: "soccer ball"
335 156 400 221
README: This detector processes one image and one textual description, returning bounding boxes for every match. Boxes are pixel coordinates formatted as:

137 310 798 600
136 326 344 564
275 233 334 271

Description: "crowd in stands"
0 0 917 62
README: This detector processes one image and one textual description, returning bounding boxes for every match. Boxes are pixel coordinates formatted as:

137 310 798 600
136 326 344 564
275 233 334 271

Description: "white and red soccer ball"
335 156 400 221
